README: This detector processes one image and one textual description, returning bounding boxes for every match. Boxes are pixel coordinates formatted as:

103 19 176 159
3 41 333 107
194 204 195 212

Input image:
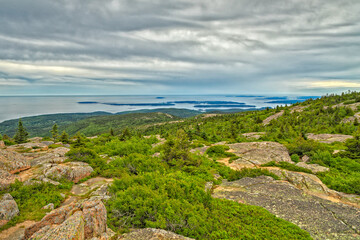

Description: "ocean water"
0 95 313 123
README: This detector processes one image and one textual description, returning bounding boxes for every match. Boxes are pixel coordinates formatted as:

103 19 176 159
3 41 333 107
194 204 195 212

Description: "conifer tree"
14 119 29 144
110 128 115 136
51 123 58 141
59 130 69 143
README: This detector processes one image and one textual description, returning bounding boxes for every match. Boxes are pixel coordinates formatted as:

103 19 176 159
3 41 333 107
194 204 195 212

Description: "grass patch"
205 145 238 162
261 161 312 174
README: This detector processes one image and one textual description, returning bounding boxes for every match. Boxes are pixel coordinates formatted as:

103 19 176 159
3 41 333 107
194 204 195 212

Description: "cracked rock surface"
227 142 292 166
212 176 360 239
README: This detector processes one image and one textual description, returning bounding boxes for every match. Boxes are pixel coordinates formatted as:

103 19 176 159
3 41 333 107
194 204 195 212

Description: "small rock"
43 162 93 183
301 155 310 163
29 137 43 143
60 193 66 198
241 132 266 140
41 177 60 186
205 182 213 192
0 194 19 222
333 150 345 155
296 162 329 173
152 152 160 157
52 147 70 157
41 141 54 146
42 203 54 210
0 141 5 148
0 170 16 190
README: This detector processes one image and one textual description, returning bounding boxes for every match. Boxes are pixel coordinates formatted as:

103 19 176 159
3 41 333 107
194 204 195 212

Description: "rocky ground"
210 140 360 240
306 133 353 143
1 135 360 239
0 138 193 240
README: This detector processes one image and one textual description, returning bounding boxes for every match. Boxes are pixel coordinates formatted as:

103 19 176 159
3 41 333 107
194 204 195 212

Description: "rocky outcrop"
296 162 329 173
29 211 85 240
0 170 16 190
0 149 30 174
268 168 332 195
241 132 265 140
13 142 49 151
30 147 70 166
119 228 194 240
43 162 93 183
263 111 284 125
342 112 360 123
0 194 19 227
306 133 353 143
227 142 292 167
213 176 360 239
82 199 107 239
25 198 112 240
41 141 54 146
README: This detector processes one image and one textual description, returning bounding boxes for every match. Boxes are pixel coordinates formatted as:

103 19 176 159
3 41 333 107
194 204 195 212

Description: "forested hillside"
0 109 200 137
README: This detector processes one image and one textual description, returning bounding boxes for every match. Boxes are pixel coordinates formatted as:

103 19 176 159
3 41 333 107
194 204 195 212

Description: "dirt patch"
0 220 36 240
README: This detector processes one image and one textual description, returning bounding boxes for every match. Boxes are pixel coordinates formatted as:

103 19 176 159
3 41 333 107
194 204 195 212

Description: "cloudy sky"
0 0 360 95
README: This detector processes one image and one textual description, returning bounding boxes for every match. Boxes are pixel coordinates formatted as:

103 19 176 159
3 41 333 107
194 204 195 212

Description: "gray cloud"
0 0 360 95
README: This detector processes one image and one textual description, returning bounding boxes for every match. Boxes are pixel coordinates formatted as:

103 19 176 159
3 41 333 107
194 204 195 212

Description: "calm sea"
0 95 306 123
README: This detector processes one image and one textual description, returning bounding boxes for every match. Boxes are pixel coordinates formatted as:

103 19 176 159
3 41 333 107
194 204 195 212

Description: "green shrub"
0 180 72 230
66 147 106 176
261 161 312 174
291 154 300 163
286 137 324 157
107 172 310 239
205 145 238 161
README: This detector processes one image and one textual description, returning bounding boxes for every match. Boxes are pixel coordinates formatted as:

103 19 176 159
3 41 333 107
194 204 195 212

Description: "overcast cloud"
0 0 360 95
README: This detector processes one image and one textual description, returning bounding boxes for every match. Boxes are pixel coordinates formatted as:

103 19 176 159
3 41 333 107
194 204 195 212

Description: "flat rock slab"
71 177 112 196
0 149 30 174
296 162 329 173
227 141 292 166
306 133 353 143
213 176 360 239
263 111 284 125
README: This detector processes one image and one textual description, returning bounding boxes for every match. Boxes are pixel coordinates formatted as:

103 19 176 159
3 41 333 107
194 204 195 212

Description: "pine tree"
119 128 131 141
14 119 29 144
73 132 85 148
51 123 58 141
110 128 115 136
59 130 70 143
